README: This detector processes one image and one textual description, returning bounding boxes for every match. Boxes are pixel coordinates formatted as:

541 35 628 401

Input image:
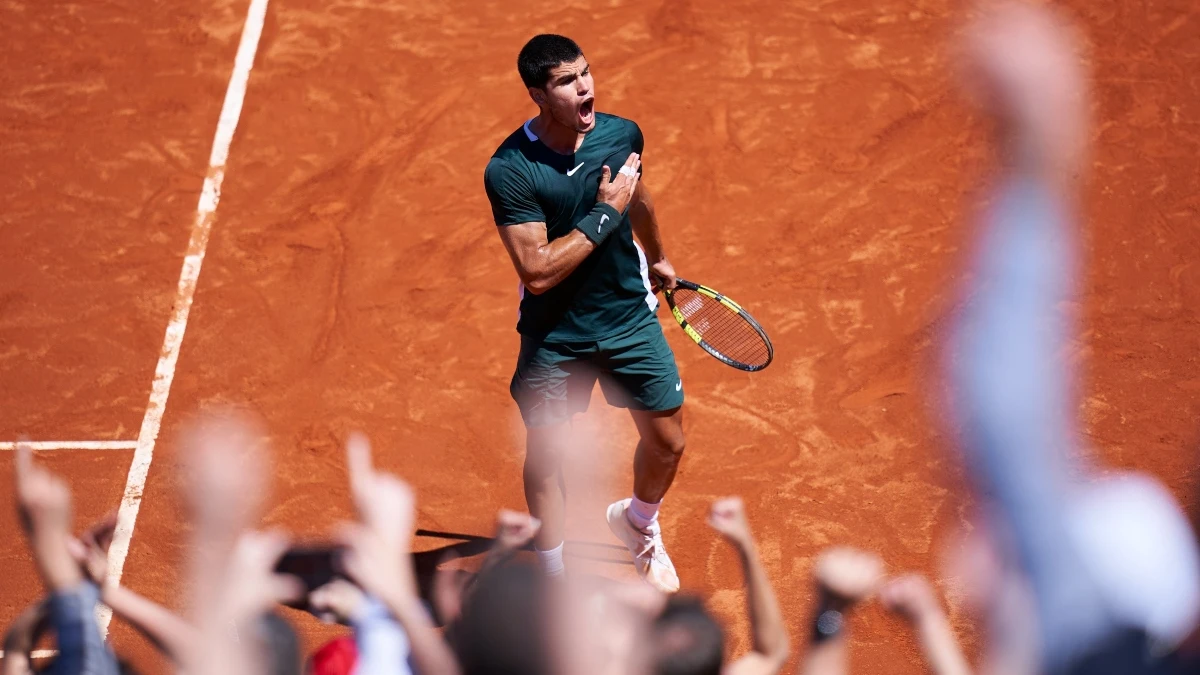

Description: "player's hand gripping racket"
661 278 774 372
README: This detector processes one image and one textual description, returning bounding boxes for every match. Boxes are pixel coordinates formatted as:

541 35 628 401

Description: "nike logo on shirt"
566 162 585 176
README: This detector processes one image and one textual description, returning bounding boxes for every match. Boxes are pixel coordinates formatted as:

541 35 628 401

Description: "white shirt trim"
634 241 659 312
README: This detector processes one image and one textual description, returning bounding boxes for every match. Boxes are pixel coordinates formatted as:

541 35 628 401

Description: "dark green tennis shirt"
484 112 657 342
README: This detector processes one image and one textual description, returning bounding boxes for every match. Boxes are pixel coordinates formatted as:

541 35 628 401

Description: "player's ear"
528 87 547 107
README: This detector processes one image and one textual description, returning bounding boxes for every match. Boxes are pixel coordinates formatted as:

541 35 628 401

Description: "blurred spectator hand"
181 409 270 545
310 579 367 625
14 443 82 591
337 433 461 675
814 548 884 609
221 530 304 620
338 432 418 600
961 2 1084 121
708 497 755 548
494 509 541 553
346 432 416 548
14 443 73 538
880 574 941 622
960 1 1088 185
67 512 117 587
452 508 544 620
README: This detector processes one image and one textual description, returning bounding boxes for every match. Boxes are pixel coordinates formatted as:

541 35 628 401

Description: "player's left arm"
626 122 677 291
629 185 672 274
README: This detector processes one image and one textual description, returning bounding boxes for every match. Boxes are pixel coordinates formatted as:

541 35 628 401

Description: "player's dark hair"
653 595 725 675
517 34 584 89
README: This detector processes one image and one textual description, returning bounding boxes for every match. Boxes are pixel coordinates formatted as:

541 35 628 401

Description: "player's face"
534 56 595 133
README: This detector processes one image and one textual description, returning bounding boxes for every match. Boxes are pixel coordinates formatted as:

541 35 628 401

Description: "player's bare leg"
607 406 685 592
630 407 686 502
523 423 570 575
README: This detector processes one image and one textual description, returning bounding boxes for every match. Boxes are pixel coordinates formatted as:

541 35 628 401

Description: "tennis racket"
661 278 774 372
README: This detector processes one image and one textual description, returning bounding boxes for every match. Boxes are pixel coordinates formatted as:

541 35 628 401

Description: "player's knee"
523 456 561 488
653 433 686 461
523 432 566 479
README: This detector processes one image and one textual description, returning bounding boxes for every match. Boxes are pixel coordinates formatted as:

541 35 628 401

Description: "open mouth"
578 97 595 126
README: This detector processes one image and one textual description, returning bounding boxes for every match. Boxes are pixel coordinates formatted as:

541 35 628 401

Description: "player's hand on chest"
538 146 635 224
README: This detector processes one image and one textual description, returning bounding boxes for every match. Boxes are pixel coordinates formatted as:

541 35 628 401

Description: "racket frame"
663 278 774 372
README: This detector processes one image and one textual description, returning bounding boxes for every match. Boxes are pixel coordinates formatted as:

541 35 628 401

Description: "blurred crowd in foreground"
5 3 1200 675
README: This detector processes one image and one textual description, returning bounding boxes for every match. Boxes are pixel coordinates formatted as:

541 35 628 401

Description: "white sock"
627 496 660 531
535 543 565 576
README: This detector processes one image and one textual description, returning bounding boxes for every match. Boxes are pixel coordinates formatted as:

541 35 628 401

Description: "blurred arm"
908 599 971 675
880 575 971 675
726 536 789 675
798 593 848 675
796 549 881 675
947 7 1115 667
914 612 971 675
101 585 195 665
916 612 974 672
948 175 1113 666
2 602 47 675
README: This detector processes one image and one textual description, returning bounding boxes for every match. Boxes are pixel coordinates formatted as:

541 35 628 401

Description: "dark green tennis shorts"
510 314 684 428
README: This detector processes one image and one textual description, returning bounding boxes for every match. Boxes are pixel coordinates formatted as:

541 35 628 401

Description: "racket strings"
671 289 770 366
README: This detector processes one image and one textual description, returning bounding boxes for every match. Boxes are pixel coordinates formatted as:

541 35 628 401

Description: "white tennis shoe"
606 498 680 593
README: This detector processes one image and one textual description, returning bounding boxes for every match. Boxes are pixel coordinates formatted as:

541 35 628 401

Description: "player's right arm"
486 153 641 295
495 222 598 295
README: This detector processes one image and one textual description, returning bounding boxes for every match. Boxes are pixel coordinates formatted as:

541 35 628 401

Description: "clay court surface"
2 0 1198 671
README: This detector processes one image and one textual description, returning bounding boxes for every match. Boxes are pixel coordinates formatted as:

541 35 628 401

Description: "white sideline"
95 0 271 636
0 441 137 451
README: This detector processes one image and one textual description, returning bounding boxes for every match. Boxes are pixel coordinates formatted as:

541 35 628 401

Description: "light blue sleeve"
947 176 1115 669
351 596 413 675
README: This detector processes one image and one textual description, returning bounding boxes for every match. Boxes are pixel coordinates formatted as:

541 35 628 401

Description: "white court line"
96 0 271 636
0 440 138 451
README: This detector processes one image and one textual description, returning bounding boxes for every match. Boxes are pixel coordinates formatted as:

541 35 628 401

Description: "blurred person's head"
250 611 302 675
1065 473 1200 648
544 572 660 675
450 562 550 675
652 595 724 675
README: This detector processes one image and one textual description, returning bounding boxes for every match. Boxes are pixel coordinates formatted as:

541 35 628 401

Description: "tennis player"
483 34 685 592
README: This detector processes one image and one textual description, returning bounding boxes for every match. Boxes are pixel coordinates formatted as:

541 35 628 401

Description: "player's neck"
531 110 585 155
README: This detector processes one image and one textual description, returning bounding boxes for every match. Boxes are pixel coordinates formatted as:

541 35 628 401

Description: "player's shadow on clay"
413 528 632 624
413 528 630 561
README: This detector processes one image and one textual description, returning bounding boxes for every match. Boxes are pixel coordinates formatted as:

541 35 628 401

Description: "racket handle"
649 272 666 294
